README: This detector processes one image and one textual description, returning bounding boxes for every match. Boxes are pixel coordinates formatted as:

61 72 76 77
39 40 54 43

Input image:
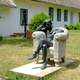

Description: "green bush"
65 24 73 30
65 23 80 30
29 12 49 31
74 23 80 30
0 35 3 41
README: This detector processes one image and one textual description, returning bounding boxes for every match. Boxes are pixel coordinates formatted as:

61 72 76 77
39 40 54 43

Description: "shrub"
65 24 73 30
75 23 80 30
65 23 80 30
29 12 50 31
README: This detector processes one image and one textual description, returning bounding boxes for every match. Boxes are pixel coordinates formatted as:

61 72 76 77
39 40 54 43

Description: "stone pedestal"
11 58 74 78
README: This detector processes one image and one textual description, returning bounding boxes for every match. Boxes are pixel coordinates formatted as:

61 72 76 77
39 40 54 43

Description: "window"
70 12 73 23
20 8 28 26
64 10 68 21
79 12 80 22
57 9 61 21
49 7 54 21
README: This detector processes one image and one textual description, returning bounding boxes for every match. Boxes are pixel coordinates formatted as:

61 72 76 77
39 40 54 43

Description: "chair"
32 27 69 65
48 27 69 65
32 31 46 63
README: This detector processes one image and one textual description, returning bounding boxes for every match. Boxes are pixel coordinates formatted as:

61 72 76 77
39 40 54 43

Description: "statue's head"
45 19 52 23
42 19 52 32
43 19 51 26
36 19 53 33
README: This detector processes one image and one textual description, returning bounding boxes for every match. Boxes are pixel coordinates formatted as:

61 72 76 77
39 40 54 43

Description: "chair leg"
61 57 65 63
48 58 50 61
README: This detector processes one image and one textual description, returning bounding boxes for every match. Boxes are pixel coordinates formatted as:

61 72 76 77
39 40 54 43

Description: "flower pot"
26 31 33 39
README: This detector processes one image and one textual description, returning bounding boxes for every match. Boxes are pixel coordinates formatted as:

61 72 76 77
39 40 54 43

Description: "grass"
0 30 80 80
0 37 32 47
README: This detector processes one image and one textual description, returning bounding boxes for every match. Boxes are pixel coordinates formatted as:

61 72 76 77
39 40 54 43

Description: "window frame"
70 12 73 24
57 8 61 21
64 10 68 22
20 8 28 26
49 7 54 21
78 12 80 22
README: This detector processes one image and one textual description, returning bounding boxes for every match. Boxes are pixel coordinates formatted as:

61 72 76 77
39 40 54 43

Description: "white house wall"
0 7 23 36
0 0 80 36
0 1 48 36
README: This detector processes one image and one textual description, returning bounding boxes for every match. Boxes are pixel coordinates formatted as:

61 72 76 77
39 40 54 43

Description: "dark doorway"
20 8 28 37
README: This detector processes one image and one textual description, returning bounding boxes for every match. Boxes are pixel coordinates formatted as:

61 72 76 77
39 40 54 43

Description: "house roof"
34 0 80 9
0 0 16 8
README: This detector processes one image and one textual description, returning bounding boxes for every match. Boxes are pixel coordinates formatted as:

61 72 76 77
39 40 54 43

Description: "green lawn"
0 30 80 80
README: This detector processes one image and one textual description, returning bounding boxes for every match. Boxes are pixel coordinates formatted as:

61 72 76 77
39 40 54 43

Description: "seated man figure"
28 19 52 68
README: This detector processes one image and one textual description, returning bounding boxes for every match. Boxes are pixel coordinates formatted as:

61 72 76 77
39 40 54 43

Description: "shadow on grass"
65 59 80 69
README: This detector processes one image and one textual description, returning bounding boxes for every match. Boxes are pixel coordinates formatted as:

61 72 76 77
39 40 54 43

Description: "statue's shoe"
41 62 47 70
28 53 37 60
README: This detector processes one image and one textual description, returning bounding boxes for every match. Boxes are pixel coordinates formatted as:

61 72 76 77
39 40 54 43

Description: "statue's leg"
28 40 45 61
41 44 47 69
28 51 38 60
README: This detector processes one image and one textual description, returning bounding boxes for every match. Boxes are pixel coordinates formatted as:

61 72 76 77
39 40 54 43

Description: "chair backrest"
32 31 46 41
32 31 46 51
52 27 69 62
53 27 69 41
